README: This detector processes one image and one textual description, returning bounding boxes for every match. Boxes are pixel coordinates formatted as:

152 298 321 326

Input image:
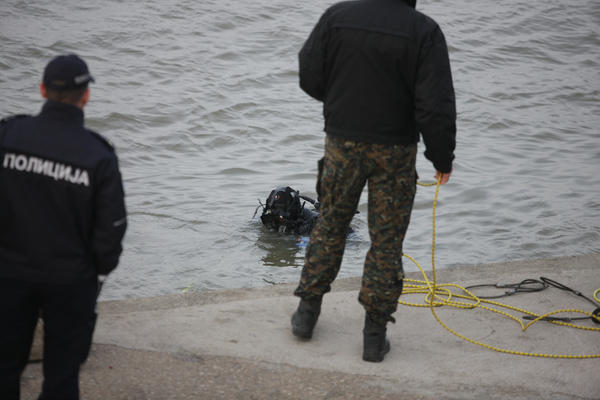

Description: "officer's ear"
40 83 48 99
80 88 90 108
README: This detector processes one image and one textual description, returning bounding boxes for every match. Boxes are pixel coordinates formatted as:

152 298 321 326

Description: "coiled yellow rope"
401 179 600 359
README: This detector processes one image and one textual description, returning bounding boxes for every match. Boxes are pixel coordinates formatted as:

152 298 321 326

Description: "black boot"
363 314 390 362
291 298 322 339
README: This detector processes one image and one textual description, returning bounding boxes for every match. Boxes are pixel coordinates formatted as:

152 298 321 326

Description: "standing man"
291 0 455 362
0 54 127 399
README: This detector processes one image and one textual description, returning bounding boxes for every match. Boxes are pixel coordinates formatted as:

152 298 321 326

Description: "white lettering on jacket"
2 152 90 187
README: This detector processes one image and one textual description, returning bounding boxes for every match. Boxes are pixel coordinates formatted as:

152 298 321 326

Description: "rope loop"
400 179 600 359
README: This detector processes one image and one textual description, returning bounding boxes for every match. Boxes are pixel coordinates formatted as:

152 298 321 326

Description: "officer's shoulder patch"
88 130 116 152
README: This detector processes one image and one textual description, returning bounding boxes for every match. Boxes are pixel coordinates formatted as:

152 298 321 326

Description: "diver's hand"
435 170 451 185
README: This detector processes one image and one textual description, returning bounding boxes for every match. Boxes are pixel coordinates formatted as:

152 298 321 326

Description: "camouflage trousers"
294 135 417 326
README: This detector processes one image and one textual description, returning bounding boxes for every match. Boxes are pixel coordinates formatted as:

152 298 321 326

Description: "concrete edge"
98 253 600 315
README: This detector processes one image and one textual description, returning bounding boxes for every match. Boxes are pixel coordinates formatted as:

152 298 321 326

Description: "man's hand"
435 170 451 185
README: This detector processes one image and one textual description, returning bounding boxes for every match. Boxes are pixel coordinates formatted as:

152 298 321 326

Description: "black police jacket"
0 100 127 284
299 0 456 173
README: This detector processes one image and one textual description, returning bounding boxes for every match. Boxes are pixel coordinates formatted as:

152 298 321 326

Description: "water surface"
1 0 598 299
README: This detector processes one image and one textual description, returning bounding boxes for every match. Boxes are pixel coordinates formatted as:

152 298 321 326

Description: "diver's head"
260 186 302 232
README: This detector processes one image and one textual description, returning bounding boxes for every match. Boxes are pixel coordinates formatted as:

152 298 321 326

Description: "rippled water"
1 0 599 300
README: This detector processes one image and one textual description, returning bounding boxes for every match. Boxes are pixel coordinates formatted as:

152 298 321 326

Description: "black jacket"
0 101 127 284
299 0 456 172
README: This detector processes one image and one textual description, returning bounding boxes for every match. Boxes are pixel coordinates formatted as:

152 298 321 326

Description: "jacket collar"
39 100 84 126
374 0 416 8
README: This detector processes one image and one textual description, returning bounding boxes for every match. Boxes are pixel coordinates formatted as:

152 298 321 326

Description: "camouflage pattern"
294 135 417 327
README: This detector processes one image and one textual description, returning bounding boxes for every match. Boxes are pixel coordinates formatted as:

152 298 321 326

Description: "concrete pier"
22 254 600 399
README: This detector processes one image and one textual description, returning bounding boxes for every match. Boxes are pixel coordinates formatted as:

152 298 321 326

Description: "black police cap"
43 54 95 91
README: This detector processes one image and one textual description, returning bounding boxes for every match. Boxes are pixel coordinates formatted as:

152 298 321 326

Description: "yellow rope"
595 288 600 304
401 178 600 359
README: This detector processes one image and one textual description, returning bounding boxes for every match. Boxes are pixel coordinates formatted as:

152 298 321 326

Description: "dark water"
1 0 599 300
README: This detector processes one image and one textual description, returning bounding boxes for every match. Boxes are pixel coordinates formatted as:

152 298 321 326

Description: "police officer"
0 54 127 399
291 0 456 362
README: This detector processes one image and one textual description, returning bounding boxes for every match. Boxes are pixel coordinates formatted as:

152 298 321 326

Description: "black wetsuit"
259 186 320 235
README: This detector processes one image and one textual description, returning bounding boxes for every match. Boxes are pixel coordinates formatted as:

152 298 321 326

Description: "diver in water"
257 186 320 235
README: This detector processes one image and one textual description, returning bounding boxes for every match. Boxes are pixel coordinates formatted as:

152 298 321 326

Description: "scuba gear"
522 277 600 324
257 186 320 235
465 279 548 299
466 277 600 324
254 186 355 235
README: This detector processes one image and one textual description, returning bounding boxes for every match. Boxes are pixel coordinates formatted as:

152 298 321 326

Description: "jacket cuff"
432 157 453 174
